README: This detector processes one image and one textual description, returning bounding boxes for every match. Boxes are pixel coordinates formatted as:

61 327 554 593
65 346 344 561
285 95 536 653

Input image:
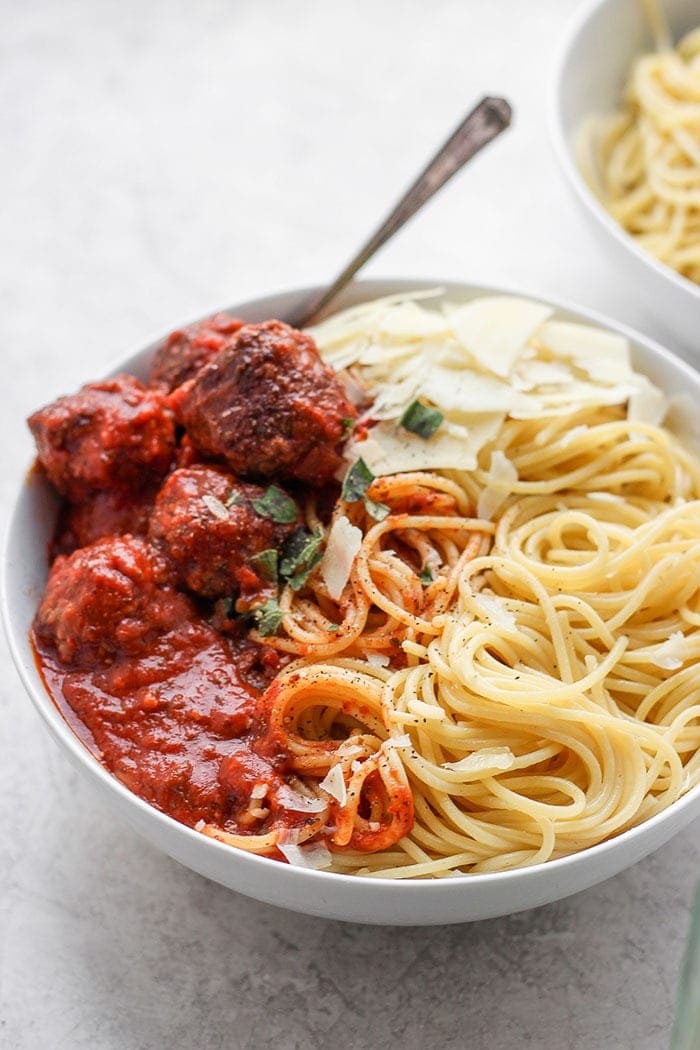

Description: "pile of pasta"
579 19 700 284
209 294 700 878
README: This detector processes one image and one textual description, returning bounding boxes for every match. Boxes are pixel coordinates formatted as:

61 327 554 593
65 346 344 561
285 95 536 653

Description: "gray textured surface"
0 1 698 1047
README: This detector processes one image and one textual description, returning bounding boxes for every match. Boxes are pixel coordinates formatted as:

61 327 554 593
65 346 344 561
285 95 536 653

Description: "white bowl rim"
549 0 700 305
3 274 700 899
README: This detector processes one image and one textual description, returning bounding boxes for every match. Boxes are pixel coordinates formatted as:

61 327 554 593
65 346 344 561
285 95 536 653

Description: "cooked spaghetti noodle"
200 294 700 877
578 11 700 284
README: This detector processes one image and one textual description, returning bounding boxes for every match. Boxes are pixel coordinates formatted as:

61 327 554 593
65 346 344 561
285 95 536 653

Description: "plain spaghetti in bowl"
18 286 700 883
577 6 700 285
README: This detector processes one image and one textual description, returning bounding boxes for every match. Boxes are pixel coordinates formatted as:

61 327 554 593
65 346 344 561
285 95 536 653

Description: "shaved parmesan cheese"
319 764 347 806
352 414 503 476
536 320 632 384
382 734 412 751
194 819 206 831
250 782 267 800
202 494 229 520
313 293 669 479
476 593 516 629
650 631 687 670
442 747 516 774
628 377 667 425
377 301 453 340
477 451 518 520
366 653 390 668
512 359 574 391
320 515 362 600
421 365 531 415
275 785 328 813
278 841 333 870
450 297 552 377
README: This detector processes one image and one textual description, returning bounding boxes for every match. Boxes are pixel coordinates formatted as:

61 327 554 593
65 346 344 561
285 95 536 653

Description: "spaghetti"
203 298 700 877
578 12 700 285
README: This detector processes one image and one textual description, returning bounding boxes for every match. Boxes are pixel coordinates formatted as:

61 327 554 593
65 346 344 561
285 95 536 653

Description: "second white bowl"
551 0 700 358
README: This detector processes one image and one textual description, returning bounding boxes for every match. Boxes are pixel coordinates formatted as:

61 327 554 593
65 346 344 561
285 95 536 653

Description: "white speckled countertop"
1 1 698 1046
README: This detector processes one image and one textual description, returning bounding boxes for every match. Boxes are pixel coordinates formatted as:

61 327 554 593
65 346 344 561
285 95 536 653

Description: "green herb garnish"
250 549 278 581
400 400 444 439
225 489 245 508
341 417 356 434
254 598 284 636
418 565 435 585
280 527 324 591
341 458 374 503
341 458 391 522
364 497 390 521
251 485 298 524
288 551 323 592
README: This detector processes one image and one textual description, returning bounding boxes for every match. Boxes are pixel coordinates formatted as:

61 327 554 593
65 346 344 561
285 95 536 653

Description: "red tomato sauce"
27 315 361 850
33 615 276 829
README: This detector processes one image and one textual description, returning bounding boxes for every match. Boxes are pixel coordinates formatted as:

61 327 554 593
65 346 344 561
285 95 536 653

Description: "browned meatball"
35 536 191 666
51 487 156 559
168 321 357 486
28 374 175 502
149 313 244 392
148 465 298 599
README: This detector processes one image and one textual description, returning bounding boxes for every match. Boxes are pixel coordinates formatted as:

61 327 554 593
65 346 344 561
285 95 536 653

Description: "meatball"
148 465 298 598
28 374 175 502
168 321 357 485
35 536 191 666
149 312 244 392
51 487 156 558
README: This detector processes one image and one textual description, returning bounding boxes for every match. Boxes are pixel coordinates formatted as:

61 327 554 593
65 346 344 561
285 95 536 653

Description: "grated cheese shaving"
477 451 518 520
476 593 517 630
628 377 667 426
319 764 347 806
536 320 632 385
320 515 362 600
448 296 552 377
202 494 229 520
442 747 516 774
382 734 412 751
278 841 333 870
366 653 391 668
275 784 328 813
650 631 687 670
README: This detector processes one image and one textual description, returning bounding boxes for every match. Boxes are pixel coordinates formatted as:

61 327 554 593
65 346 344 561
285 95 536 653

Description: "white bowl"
4 278 700 926
551 0 700 357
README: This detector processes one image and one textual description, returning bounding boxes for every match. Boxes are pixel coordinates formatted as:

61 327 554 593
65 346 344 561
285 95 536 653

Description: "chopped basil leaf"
288 550 323 591
225 489 245 508
342 457 392 522
280 527 322 576
418 565 435 585
341 417 356 434
280 527 324 591
327 623 340 633
254 598 284 636
341 458 374 503
251 485 298 524
250 549 278 581
364 498 390 522
219 596 235 618
400 400 444 439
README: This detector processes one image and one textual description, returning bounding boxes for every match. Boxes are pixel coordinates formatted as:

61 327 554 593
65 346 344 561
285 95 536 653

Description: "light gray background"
1 1 698 1048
